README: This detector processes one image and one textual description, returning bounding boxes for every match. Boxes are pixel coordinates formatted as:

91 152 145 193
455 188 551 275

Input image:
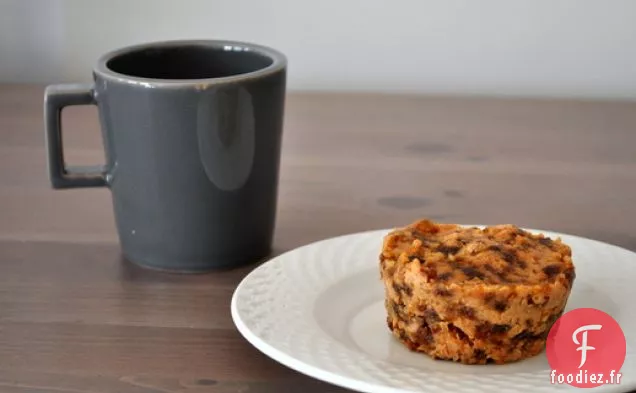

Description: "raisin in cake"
379 219 575 365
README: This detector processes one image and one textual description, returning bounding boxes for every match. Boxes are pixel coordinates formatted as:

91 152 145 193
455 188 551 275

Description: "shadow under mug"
44 40 287 272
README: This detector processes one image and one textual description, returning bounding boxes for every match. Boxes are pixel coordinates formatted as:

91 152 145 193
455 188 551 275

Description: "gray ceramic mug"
44 40 287 272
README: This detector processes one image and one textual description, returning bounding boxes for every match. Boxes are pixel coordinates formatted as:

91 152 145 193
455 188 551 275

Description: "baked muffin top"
381 219 575 286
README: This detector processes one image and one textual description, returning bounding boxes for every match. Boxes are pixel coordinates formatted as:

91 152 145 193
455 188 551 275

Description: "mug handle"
44 84 109 189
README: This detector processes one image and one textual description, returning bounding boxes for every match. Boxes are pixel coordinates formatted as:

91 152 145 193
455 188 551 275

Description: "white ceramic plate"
231 228 636 393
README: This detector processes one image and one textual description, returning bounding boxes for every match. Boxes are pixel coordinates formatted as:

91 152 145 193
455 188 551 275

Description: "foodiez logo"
546 308 626 388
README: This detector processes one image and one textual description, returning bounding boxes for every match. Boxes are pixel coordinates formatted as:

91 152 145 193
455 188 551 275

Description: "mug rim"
93 39 287 88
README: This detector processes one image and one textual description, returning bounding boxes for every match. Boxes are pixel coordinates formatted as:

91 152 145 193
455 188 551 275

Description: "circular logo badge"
546 308 626 388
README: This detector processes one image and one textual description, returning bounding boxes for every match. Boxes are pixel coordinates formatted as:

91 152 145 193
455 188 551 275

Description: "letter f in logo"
572 324 603 368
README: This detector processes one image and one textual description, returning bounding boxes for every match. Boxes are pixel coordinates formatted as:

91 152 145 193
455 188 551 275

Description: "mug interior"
106 44 274 80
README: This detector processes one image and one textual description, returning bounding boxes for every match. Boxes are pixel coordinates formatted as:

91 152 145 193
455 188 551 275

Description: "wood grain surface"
1 84 635 392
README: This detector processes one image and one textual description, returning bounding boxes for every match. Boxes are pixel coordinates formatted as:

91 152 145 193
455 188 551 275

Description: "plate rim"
231 225 636 393
231 284 409 393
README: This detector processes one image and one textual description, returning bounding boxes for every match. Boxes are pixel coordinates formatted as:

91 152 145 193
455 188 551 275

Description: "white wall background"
1 0 636 99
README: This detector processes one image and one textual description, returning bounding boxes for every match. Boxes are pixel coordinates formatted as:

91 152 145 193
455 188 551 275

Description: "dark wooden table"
1 84 635 392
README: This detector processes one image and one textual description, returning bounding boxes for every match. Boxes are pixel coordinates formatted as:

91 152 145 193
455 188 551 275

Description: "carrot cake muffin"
379 219 575 365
